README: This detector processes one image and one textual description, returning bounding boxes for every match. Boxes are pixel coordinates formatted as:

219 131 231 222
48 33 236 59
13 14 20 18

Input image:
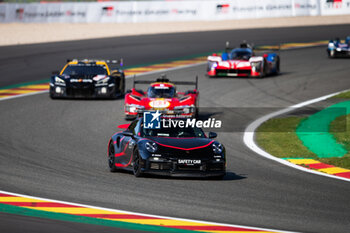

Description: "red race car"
207 42 280 78
124 75 199 120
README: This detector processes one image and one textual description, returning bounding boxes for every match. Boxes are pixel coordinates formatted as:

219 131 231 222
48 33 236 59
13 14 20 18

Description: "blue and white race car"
207 42 280 78
327 37 350 58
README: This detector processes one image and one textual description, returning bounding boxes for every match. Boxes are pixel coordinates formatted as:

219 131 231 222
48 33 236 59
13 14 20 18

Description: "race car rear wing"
224 41 280 53
132 75 198 90
225 41 253 52
66 58 124 66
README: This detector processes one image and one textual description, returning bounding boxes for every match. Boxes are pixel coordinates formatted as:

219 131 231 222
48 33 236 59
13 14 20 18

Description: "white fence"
0 0 349 23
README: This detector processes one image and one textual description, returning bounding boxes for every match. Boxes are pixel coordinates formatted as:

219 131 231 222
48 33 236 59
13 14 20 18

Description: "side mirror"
52 71 60 75
208 132 217 139
122 131 134 137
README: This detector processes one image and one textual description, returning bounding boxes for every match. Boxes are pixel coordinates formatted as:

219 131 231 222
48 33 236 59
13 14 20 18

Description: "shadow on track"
110 169 246 181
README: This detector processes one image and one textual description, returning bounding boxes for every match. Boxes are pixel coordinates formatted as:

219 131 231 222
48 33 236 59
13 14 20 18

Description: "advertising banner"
320 0 350 15
0 0 349 23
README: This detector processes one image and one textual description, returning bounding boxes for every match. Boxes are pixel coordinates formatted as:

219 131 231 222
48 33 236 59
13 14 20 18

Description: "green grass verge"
332 90 350 99
320 114 350 168
256 117 316 158
256 116 350 169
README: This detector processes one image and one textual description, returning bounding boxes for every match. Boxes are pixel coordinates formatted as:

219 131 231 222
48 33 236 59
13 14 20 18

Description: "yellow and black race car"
49 59 125 99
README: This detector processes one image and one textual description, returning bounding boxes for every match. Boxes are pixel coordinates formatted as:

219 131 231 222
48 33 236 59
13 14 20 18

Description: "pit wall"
0 0 349 23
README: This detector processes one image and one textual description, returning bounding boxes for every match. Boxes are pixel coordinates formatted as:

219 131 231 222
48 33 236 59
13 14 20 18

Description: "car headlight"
250 62 262 72
212 142 223 154
145 141 158 153
209 61 218 70
125 104 145 113
97 77 110 84
55 76 65 84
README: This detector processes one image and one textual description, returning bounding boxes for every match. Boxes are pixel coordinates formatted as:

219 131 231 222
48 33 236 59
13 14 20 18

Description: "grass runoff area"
256 90 350 169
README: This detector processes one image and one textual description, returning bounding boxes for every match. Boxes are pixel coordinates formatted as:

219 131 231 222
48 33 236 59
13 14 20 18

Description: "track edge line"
243 90 350 183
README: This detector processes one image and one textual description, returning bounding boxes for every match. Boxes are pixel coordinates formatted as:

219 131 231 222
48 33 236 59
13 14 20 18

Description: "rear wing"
132 75 198 90
66 58 124 67
225 41 253 53
224 41 280 54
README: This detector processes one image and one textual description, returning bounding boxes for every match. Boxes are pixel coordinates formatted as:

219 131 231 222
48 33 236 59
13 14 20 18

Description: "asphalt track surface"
1 25 350 233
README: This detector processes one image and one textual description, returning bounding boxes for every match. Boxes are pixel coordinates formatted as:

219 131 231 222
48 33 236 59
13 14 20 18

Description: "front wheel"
257 60 267 78
133 150 143 177
108 141 118 172
275 56 280 75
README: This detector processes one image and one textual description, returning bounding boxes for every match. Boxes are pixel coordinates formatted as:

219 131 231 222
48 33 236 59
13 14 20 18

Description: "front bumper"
50 84 119 99
208 68 260 77
125 108 196 119
331 49 350 57
141 157 226 177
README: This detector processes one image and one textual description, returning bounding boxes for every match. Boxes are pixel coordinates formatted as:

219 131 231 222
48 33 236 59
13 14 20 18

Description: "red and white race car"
207 42 280 78
124 75 199 120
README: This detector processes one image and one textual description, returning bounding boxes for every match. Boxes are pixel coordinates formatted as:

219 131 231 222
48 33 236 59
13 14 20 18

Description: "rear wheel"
108 141 118 172
133 150 143 177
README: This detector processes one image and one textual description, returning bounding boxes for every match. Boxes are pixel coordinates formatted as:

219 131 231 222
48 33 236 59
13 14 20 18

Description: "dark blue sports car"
107 118 226 178
327 37 350 58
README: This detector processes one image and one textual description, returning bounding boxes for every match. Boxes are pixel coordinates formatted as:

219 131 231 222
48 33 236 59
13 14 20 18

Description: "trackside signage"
143 111 222 129
0 0 349 23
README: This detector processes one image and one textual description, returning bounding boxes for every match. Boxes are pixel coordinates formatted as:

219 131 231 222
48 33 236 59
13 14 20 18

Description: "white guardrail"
0 0 349 23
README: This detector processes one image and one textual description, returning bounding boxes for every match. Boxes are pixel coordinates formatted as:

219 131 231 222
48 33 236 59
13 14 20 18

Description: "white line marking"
243 90 350 183
0 190 295 233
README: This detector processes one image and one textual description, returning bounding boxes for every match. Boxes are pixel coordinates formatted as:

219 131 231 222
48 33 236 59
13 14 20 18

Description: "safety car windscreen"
142 124 205 138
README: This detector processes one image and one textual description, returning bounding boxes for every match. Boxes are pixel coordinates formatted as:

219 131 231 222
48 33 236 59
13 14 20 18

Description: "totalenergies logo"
216 4 230 14
102 6 114 16
325 0 343 8
16 8 24 20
